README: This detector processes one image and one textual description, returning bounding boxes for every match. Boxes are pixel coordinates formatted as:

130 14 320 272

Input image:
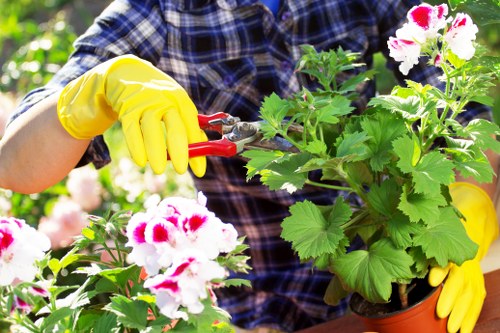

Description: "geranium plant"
0 192 250 332
243 3 499 308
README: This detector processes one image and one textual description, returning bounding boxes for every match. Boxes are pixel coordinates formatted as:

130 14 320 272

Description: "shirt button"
281 11 291 21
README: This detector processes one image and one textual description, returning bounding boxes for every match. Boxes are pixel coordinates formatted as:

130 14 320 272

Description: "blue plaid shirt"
12 0 491 331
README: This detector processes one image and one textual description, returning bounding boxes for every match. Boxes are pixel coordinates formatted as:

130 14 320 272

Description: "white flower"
0 217 50 286
388 37 422 75
144 253 226 319
444 13 478 60
66 165 102 212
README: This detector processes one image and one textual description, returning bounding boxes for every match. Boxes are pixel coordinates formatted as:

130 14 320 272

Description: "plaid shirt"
12 0 491 331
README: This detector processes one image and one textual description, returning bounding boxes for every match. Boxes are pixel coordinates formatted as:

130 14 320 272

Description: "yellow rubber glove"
57 54 206 176
429 182 499 333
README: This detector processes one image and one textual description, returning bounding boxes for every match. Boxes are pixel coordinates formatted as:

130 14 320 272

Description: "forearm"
0 93 90 194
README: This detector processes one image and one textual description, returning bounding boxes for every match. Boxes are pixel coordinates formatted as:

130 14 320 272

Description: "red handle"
197 112 231 133
187 137 237 158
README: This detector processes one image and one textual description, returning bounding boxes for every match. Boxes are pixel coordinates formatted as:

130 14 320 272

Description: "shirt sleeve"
8 0 168 168
370 0 491 125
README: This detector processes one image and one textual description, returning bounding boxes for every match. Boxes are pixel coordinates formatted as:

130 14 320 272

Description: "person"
0 0 497 332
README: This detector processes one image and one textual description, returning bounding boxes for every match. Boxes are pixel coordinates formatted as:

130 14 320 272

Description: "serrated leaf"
281 199 349 260
98 265 142 290
305 140 328 155
368 95 421 121
104 295 149 329
413 207 478 266
259 93 289 132
385 213 423 248
241 149 287 180
331 239 414 303
335 131 369 159
412 151 455 194
367 178 400 216
398 185 447 223
464 119 500 153
393 136 416 173
394 137 455 194
361 113 406 171
260 153 311 193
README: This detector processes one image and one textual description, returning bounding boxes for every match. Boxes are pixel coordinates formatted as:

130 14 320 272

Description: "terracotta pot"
350 282 447 333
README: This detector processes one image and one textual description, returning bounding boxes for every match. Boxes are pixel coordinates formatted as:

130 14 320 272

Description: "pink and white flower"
125 192 241 318
444 13 478 60
388 37 422 75
0 217 50 286
143 253 226 320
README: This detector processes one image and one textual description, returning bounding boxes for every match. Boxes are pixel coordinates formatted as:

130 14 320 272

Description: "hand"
429 260 485 333
57 55 206 176
428 182 498 333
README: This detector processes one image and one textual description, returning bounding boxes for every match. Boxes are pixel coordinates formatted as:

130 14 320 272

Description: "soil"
350 278 435 318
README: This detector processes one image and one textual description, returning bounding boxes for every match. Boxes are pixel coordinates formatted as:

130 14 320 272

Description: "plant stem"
305 179 352 192
398 283 409 309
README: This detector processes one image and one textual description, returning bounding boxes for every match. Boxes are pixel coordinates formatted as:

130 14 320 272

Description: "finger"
163 109 189 175
121 114 147 168
448 287 474 333
429 263 451 286
141 109 168 174
173 93 206 177
436 265 464 319
189 129 207 178
460 292 485 333
461 261 486 333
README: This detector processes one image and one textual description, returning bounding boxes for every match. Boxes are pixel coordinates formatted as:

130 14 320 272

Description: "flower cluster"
126 192 241 320
388 3 478 74
0 217 50 286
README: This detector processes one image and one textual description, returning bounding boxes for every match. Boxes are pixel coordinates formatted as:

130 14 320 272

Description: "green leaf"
367 178 400 216
464 119 500 153
324 276 350 306
450 0 500 25
223 278 252 288
398 185 447 223
331 239 414 303
393 136 417 173
260 153 311 193
335 131 369 159
305 139 328 155
259 93 289 133
242 150 288 180
281 199 350 260
413 207 479 266
48 258 61 275
39 307 73 331
98 265 142 290
368 95 421 121
394 137 455 194
361 112 406 171
412 152 455 194
90 312 118 333
316 95 355 123
385 213 423 248
104 295 149 329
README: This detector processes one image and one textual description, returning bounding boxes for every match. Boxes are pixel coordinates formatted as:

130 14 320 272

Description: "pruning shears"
184 112 300 158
